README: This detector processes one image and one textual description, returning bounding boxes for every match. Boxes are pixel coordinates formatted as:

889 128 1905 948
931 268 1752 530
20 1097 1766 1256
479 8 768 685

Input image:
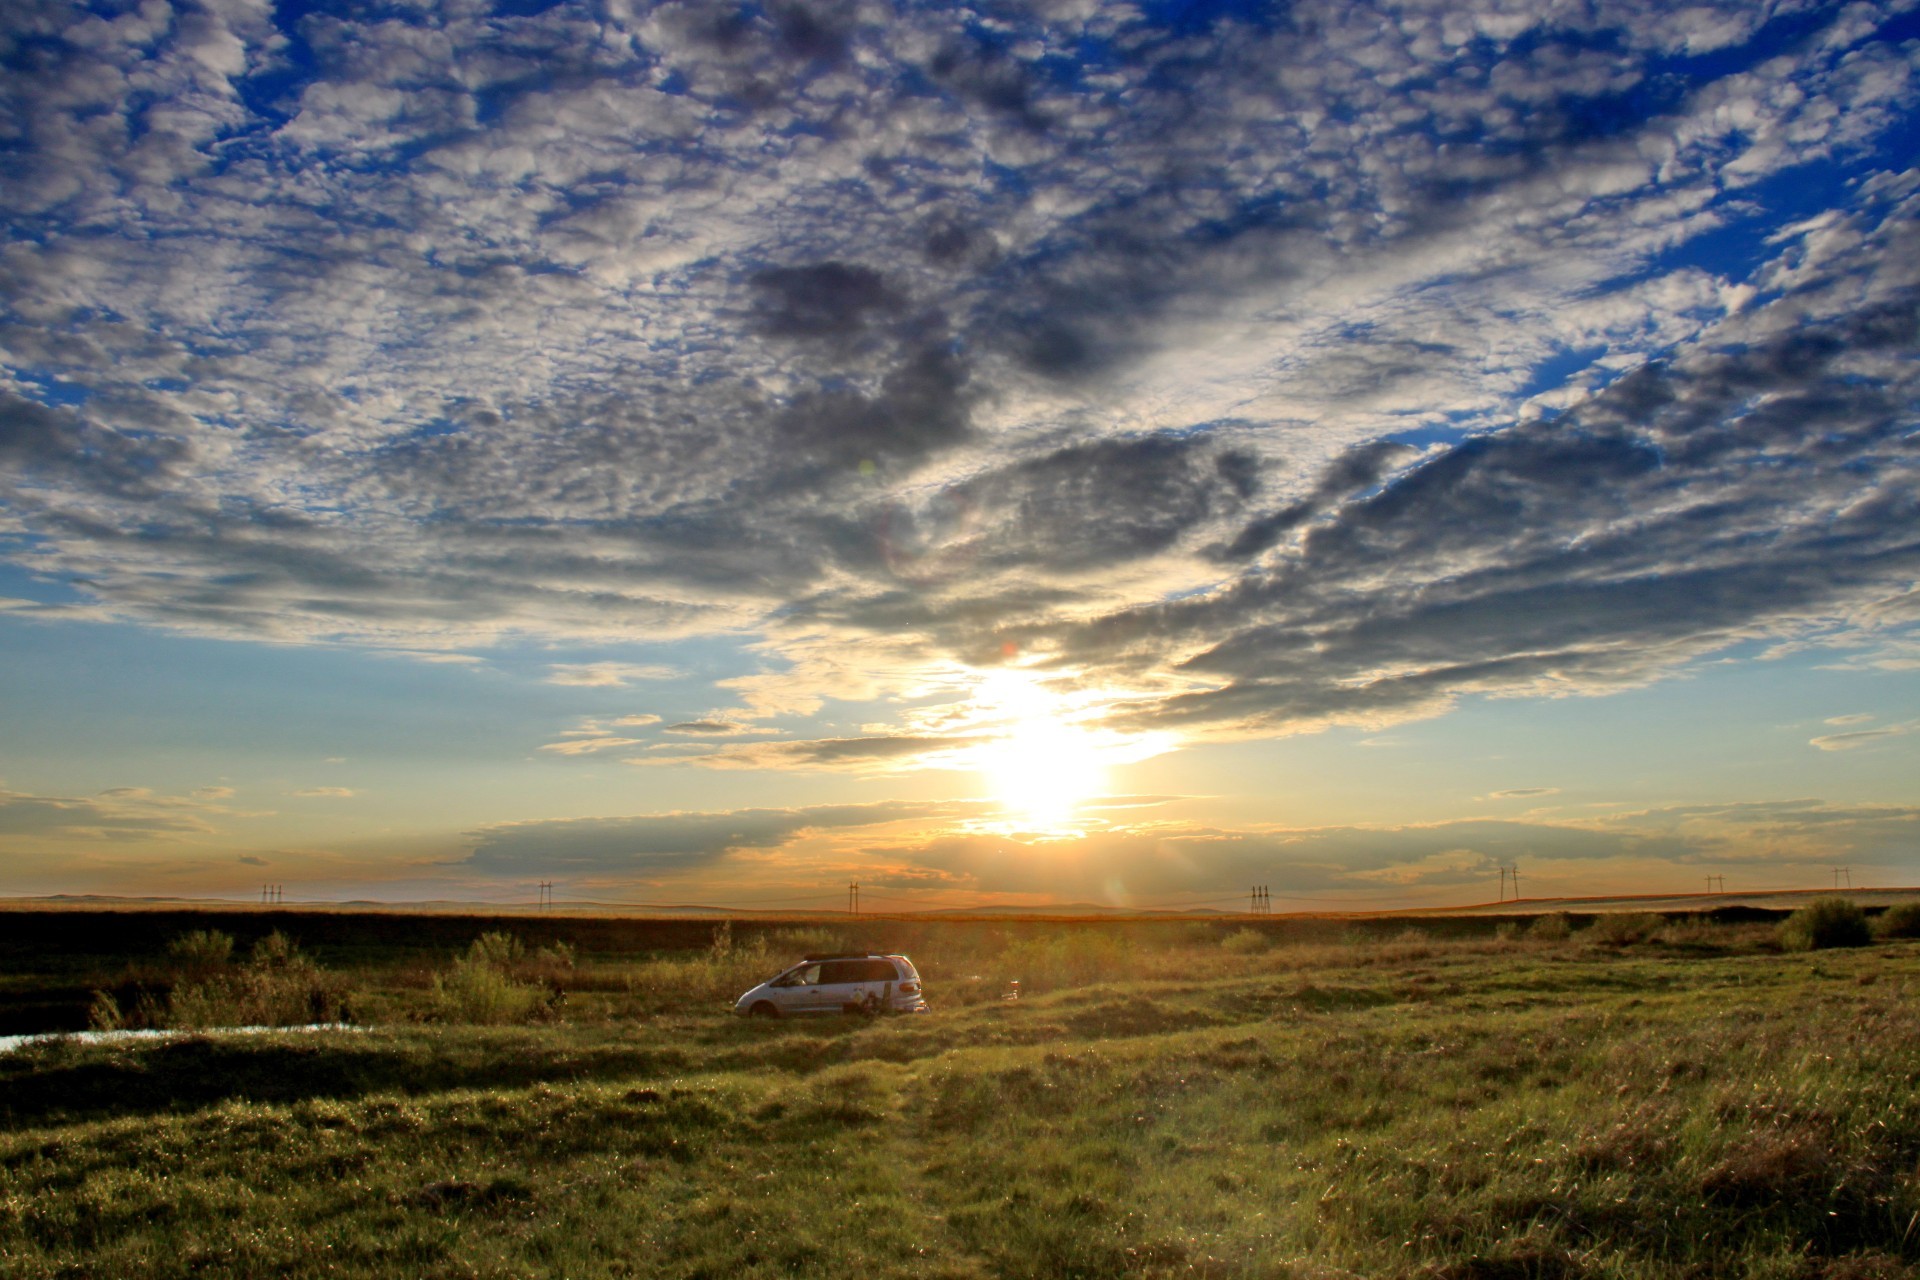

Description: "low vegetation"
1779 897 1873 952
3 904 1919 1278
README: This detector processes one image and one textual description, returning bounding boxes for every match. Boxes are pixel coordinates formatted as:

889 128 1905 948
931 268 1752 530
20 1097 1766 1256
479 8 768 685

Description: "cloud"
539 737 642 756
1486 788 1562 800
1824 714 1875 726
1810 722 1916 752
0 786 224 842
0 0 1914 774
544 664 681 688
661 720 772 737
462 799 984 874
291 787 356 799
238 855 267 867
627 734 986 772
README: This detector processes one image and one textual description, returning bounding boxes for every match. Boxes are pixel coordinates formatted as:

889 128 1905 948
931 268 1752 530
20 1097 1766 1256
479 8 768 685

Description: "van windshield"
776 963 821 987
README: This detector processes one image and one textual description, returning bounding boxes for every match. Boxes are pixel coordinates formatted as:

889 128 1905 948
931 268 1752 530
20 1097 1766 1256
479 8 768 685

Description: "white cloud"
1810 721 1917 752
543 663 683 688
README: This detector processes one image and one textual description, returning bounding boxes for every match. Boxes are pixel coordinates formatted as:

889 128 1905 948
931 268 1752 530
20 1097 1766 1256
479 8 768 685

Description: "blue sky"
1 0 1917 908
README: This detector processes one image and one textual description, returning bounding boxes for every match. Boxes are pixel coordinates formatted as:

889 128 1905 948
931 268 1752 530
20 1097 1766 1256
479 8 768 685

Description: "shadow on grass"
0 1032 698 1130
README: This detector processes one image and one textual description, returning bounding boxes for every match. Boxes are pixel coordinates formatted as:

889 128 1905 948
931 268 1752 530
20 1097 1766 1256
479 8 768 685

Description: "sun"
983 716 1109 831
967 671 1112 831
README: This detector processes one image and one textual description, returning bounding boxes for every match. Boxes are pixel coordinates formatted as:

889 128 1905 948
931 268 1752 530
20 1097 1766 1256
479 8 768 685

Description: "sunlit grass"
5 923 1920 1277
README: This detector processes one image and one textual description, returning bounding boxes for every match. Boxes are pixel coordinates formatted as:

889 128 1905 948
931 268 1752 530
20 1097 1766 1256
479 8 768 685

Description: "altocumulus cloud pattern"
1 0 1918 751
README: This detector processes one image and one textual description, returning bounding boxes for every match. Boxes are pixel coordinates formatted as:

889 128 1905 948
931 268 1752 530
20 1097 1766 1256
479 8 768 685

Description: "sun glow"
963 670 1170 833
984 717 1109 830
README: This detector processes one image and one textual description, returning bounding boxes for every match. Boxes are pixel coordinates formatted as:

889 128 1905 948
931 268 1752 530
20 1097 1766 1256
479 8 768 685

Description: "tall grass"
92 930 353 1030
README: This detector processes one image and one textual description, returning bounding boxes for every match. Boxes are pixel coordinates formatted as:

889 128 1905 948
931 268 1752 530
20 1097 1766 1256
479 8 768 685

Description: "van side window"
818 960 862 985
858 959 897 982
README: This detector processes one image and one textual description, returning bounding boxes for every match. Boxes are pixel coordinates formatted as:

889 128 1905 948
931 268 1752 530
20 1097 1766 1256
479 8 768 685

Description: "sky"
1 0 1917 912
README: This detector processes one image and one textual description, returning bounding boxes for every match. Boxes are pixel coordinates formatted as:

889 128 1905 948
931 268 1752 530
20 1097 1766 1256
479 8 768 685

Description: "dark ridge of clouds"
0 393 191 497
655 734 987 770
769 338 977 469
663 719 757 736
749 262 905 342
1214 440 1418 562
1018 278 1920 735
462 798 980 873
947 430 1263 573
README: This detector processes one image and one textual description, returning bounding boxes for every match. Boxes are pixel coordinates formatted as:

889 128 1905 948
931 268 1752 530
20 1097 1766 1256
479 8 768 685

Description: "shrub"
425 933 555 1024
1221 928 1268 955
1779 898 1870 952
1585 912 1664 946
1871 901 1920 940
167 932 352 1028
1527 912 1572 942
167 930 235 976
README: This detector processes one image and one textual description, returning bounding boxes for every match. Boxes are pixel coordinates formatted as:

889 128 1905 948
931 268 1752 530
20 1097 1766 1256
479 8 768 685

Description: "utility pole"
1507 865 1520 902
849 881 860 916
537 881 553 910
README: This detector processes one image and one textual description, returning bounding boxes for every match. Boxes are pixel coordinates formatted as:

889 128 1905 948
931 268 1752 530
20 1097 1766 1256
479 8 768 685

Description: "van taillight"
900 981 919 995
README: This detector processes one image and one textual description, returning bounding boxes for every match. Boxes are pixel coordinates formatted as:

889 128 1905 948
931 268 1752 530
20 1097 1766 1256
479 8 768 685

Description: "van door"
771 962 824 1014
815 959 867 1012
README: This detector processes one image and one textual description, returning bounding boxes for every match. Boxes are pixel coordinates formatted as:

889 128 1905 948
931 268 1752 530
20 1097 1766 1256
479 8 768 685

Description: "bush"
167 930 235 977
1779 898 1871 952
1871 901 1920 940
426 933 556 1024
1585 913 1664 946
1527 913 1573 942
1221 928 1268 955
167 932 352 1028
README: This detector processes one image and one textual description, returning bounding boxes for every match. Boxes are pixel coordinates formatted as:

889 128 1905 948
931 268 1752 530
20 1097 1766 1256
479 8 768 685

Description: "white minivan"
733 953 927 1018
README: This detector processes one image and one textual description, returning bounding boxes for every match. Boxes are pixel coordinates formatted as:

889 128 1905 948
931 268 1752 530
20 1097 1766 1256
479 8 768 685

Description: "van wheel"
748 1001 779 1019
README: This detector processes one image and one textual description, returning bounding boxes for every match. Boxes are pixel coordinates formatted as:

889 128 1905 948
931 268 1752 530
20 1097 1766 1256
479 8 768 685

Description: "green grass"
5 926 1920 1278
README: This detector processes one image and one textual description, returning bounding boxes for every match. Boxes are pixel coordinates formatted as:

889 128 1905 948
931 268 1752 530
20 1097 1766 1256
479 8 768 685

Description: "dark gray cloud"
648 734 987 771
462 798 980 874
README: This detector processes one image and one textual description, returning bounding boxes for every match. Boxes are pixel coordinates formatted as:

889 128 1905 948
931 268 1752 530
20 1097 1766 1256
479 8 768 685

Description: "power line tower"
537 881 553 910
1832 867 1852 890
848 881 860 916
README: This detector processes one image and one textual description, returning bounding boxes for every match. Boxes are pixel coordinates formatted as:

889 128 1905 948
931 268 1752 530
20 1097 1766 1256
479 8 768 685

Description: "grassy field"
3 910 1920 1278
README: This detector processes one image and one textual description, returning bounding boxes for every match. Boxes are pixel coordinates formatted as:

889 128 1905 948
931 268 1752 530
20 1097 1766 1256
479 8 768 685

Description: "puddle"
0 1024 358 1055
